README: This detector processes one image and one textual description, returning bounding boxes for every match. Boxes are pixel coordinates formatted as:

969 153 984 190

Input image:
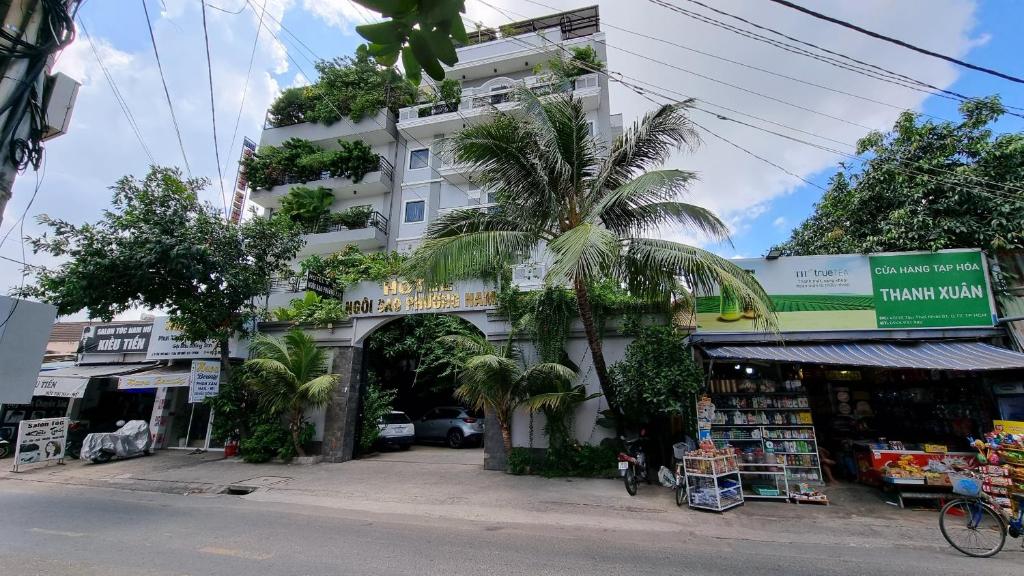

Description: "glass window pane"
409 148 429 170
405 200 425 222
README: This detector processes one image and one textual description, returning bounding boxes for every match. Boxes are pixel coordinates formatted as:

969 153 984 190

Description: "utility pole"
0 0 79 230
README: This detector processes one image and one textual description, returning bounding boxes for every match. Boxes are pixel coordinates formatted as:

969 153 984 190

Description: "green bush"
272 291 347 325
239 422 292 463
506 447 535 475
299 245 405 288
359 374 396 454
506 443 618 477
242 139 380 191
267 86 308 127
329 206 373 229
279 186 334 231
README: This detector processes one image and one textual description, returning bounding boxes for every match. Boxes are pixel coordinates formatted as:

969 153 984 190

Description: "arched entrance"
355 314 488 458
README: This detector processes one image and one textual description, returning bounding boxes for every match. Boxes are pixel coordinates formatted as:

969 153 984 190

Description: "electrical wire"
518 0 964 127
77 17 157 165
140 0 193 176
200 0 229 217
765 0 1024 85
0 161 45 332
650 0 1024 117
221 0 267 180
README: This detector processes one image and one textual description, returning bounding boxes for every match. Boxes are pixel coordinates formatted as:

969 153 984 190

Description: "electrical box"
40 72 80 141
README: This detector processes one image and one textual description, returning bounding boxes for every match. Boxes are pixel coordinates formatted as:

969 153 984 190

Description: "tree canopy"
781 97 1024 255
25 167 303 364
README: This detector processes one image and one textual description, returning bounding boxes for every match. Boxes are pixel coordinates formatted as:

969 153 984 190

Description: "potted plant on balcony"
329 206 374 230
279 186 335 232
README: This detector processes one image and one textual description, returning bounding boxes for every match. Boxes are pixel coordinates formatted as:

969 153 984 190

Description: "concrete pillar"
321 346 362 463
482 409 506 471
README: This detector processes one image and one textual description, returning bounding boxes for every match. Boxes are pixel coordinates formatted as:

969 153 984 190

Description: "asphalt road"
1 481 1022 575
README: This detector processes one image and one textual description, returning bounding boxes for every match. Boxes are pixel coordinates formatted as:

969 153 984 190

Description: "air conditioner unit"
40 72 80 141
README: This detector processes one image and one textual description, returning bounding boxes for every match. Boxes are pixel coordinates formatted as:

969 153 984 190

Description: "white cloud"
471 0 981 249
302 0 369 33
773 216 787 229
0 0 297 301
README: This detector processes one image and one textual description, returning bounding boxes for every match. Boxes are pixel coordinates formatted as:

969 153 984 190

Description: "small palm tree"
525 375 600 452
443 334 575 452
404 90 775 413
245 329 338 457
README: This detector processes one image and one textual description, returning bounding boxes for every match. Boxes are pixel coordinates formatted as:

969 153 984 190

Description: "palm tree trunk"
573 278 616 412
291 409 306 458
500 421 512 453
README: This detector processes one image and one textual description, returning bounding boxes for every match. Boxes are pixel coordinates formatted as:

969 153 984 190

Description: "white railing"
398 73 599 122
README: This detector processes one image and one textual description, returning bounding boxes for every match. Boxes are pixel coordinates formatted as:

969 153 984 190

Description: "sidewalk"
0 447 954 551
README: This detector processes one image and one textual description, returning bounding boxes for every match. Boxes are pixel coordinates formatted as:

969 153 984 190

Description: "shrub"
239 422 292 463
272 291 347 325
278 186 335 231
359 374 396 453
506 443 618 478
242 139 379 191
299 245 405 288
329 206 373 229
267 86 309 127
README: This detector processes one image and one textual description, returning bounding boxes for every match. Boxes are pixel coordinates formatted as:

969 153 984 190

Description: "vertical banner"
189 360 221 403
149 387 171 449
696 395 715 441
228 137 257 223
12 417 68 472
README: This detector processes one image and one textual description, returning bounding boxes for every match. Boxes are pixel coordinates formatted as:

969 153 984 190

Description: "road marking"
29 528 84 537
199 546 272 561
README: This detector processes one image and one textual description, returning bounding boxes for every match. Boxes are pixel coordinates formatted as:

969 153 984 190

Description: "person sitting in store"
819 446 838 483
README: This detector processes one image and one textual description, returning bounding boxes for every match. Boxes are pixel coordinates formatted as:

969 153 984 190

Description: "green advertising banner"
695 249 996 333
869 251 993 329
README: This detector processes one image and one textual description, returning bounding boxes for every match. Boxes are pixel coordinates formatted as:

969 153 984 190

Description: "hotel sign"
341 278 498 317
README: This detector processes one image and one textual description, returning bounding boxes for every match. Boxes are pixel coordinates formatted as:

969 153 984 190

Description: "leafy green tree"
278 186 335 231
246 329 339 457
544 45 605 83
445 333 575 452
781 97 1024 255
272 292 347 325
367 314 481 393
303 47 417 124
353 0 468 85
242 138 320 190
267 86 309 127
403 91 775 414
26 167 303 376
609 323 704 429
359 373 397 453
299 245 406 288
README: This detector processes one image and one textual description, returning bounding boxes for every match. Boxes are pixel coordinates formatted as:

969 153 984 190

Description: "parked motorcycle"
617 429 652 496
80 420 151 464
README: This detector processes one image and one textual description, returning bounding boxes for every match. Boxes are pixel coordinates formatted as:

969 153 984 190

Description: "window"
438 408 461 419
587 121 596 136
404 200 425 223
409 148 430 170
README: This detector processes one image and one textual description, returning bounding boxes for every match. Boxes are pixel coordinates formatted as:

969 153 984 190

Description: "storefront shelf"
718 408 811 411
787 465 820 469
711 392 807 396
773 452 818 455
716 424 813 428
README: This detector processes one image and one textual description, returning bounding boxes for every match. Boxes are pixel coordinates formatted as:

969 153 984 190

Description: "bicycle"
939 473 1024 558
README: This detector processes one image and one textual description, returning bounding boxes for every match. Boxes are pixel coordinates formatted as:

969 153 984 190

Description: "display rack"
738 461 789 500
683 453 744 512
708 379 824 484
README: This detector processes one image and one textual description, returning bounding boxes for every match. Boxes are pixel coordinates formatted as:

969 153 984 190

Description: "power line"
140 0 193 176
478 1 1024 204
77 18 157 165
222 0 267 181
765 0 1024 85
0 253 36 268
518 0 961 127
651 0 1024 117
200 0 229 217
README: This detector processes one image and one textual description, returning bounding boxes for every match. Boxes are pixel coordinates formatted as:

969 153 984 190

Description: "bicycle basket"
949 473 983 497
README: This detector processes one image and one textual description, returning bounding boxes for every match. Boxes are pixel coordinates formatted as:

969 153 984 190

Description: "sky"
0 0 1021 319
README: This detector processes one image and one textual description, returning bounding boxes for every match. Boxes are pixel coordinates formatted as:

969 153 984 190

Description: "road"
1 481 1021 575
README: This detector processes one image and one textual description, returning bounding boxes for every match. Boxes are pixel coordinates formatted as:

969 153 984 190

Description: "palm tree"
443 333 575 452
524 375 600 452
403 90 775 412
245 329 338 457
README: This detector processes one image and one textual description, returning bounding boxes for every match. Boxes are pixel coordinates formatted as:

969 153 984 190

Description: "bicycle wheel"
624 466 638 496
675 483 687 507
939 498 1006 558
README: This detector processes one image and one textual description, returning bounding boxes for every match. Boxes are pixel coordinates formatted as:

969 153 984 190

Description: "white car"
377 411 415 450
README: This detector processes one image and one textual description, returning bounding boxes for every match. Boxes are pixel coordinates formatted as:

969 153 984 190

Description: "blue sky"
1 0 1021 302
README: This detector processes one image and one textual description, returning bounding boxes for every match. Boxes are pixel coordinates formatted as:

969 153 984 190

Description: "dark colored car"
415 407 484 448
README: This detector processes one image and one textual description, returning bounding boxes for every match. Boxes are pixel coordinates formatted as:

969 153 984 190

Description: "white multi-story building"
251 5 618 308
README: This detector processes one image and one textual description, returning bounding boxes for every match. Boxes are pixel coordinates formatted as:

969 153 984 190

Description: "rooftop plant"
242 138 380 191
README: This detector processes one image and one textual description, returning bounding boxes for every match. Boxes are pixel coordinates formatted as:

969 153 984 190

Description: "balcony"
297 211 389 257
397 73 601 140
260 109 397 148
249 157 394 211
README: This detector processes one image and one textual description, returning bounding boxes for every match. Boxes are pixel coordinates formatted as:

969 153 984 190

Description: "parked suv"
415 407 484 448
377 411 415 450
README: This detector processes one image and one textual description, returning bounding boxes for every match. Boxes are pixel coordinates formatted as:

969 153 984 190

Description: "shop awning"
700 341 1024 371
118 365 190 390
34 364 157 398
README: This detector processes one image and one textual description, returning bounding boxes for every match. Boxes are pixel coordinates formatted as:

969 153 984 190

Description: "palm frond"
512 87 576 187
592 101 700 195
622 238 778 332
403 226 538 285
438 333 494 356
298 374 338 409
545 222 620 285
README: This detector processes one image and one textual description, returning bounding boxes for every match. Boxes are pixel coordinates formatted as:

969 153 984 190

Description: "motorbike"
80 420 151 464
617 429 652 496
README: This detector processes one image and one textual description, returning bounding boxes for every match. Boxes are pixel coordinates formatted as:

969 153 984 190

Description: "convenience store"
689 249 1024 497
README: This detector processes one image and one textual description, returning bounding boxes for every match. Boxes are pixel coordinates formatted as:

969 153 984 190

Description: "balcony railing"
279 156 394 188
269 272 342 299
301 210 389 236
399 73 599 122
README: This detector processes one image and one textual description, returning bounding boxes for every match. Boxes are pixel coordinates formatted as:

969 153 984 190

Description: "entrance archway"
355 313 489 461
